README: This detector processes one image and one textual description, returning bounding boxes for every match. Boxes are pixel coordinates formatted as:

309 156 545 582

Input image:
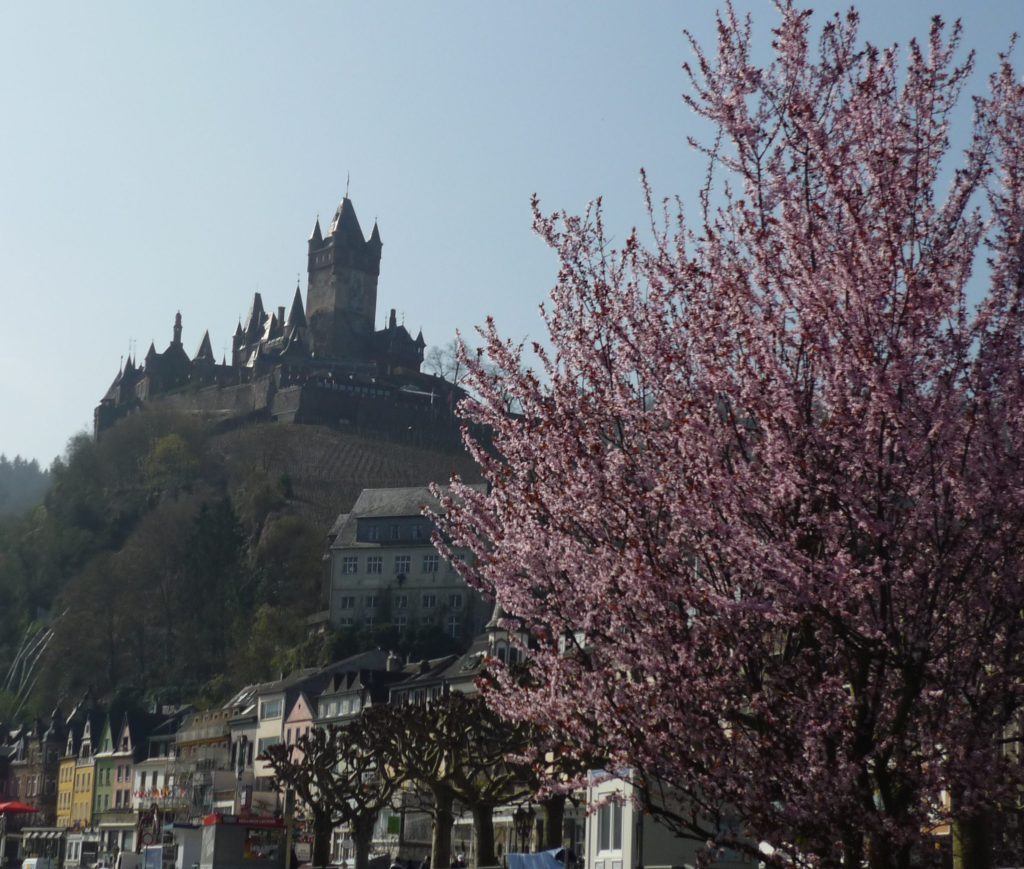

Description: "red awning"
0 802 39 814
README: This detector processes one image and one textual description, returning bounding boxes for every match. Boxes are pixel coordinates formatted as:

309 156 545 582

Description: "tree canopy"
436 5 1024 867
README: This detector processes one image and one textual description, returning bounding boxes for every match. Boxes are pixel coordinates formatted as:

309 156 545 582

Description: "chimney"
278 306 286 323
386 652 401 672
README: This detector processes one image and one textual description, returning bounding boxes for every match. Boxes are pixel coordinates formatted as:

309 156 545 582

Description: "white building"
584 773 754 869
326 486 489 642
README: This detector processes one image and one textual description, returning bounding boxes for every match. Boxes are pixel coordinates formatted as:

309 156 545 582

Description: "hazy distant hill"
0 454 50 516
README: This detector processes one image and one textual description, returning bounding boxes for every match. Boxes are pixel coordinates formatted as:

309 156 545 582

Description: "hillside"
0 411 484 721
209 422 482 529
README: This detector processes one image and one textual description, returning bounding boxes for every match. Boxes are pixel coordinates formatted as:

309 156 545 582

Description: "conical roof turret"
194 330 214 362
485 601 508 631
287 284 307 330
244 292 266 341
329 197 365 243
309 217 323 245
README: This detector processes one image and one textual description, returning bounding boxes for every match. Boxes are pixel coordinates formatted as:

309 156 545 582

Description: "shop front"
199 814 285 869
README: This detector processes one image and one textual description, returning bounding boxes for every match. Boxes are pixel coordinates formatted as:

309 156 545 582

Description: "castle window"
394 555 410 575
338 596 356 610
390 525 400 540
422 554 439 573
421 593 437 609
448 593 463 610
394 594 408 609
396 615 408 632
367 556 382 574
365 594 379 609
341 556 358 575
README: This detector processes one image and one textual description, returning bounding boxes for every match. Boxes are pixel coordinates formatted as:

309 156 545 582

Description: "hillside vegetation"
0 411 481 720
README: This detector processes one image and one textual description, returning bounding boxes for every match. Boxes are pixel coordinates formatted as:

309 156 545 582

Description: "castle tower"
305 196 382 361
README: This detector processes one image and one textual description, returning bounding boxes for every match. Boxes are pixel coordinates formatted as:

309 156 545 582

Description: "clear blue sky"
0 0 1020 466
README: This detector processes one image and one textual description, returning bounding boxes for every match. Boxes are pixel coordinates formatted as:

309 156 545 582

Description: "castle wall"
153 377 275 417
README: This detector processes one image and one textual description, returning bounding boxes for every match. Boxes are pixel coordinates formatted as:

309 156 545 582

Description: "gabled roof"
388 655 461 699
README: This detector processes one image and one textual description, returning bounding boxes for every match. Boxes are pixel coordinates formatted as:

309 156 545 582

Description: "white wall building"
584 773 754 869
327 486 489 642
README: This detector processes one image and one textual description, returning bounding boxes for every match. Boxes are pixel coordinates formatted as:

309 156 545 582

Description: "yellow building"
69 714 102 829
56 753 77 828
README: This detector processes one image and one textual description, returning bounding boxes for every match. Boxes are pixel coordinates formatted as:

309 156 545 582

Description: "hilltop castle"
95 196 465 447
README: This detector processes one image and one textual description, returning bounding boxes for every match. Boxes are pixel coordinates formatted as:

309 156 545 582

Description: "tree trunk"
471 804 496 868
431 788 455 869
540 796 566 851
840 832 864 869
953 811 992 869
312 810 332 868
866 836 911 869
352 812 377 869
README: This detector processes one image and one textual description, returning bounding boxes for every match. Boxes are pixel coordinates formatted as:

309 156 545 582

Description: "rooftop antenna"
346 172 351 198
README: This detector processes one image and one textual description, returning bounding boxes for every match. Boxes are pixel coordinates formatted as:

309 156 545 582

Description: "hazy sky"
1 1 1020 466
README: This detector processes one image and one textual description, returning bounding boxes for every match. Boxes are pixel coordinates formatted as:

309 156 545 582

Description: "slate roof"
330 484 485 549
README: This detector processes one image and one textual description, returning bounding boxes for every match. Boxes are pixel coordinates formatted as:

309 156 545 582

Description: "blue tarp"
506 849 575 869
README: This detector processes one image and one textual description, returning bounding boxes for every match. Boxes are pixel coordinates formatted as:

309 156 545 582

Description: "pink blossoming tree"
435 4 1024 867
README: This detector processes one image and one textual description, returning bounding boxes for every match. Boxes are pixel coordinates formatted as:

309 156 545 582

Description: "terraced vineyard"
210 422 483 528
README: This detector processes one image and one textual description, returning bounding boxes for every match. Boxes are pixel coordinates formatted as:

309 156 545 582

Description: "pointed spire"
262 312 282 342
234 321 244 338
194 330 214 362
415 329 426 349
173 311 183 346
368 220 382 250
244 292 266 341
329 197 365 242
309 217 323 245
287 284 307 329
